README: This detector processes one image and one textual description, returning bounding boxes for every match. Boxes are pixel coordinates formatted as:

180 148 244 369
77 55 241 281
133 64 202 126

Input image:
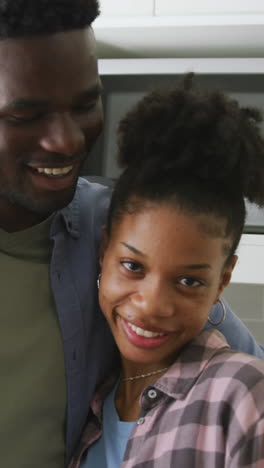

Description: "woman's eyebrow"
121 242 146 257
121 242 212 270
179 263 212 270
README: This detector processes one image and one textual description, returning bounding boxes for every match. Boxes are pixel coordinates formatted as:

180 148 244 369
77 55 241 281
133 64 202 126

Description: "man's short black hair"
0 0 100 38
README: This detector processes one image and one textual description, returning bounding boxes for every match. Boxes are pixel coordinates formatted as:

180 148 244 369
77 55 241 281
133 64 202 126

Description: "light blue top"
80 382 135 467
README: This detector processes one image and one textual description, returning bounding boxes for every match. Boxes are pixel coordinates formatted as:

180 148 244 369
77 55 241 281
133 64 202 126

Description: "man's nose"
130 279 175 318
39 112 85 156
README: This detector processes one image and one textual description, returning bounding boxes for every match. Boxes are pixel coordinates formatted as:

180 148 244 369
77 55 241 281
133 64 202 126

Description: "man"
0 1 262 467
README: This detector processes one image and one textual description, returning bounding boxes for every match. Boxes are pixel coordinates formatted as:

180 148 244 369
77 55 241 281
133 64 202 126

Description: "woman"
71 75 264 467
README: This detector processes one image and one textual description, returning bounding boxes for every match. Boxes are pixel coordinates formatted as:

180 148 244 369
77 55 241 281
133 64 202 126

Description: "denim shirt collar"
49 183 81 239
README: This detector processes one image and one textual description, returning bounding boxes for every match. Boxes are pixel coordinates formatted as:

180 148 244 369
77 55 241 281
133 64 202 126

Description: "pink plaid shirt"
69 330 264 468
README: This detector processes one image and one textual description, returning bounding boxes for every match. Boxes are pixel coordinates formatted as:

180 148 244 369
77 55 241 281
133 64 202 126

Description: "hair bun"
117 76 264 205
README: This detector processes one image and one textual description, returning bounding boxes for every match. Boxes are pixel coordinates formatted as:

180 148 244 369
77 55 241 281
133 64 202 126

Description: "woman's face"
99 203 236 371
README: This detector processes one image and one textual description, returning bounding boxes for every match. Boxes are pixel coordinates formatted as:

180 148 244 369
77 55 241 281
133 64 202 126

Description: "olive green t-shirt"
0 217 67 468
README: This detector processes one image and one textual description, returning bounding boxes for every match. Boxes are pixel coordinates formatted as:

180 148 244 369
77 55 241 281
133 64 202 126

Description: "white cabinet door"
156 0 264 15
100 0 153 16
232 235 264 285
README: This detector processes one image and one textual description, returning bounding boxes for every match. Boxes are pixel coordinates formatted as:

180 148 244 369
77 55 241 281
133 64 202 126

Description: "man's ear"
215 255 238 302
99 227 109 267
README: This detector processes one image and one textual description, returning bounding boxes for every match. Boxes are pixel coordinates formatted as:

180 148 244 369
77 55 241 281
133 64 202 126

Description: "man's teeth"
127 322 165 338
36 166 73 176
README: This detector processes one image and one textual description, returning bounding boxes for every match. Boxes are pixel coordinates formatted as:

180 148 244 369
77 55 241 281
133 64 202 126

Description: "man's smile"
28 164 74 177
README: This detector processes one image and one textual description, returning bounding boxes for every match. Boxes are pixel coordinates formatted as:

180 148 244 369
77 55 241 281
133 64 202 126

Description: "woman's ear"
215 255 238 302
99 227 109 267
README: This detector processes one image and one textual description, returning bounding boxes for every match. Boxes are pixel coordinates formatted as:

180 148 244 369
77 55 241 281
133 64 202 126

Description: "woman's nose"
130 279 175 318
39 112 85 156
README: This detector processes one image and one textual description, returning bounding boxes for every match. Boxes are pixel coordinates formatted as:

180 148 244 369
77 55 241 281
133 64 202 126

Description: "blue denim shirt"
51 177 264 464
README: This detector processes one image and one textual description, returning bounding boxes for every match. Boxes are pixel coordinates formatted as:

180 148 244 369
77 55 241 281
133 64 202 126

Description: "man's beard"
0 181 78 216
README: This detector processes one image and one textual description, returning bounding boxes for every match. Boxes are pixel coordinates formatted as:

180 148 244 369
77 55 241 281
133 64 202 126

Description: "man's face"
0 28 103 231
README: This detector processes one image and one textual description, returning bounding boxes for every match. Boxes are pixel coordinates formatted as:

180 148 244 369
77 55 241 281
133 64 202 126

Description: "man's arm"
205 299 264 359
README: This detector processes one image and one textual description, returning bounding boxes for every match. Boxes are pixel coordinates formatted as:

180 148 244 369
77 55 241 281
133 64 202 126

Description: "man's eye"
73 102 97 113
7 114 44 124
121 261 142 273
179 277 202 287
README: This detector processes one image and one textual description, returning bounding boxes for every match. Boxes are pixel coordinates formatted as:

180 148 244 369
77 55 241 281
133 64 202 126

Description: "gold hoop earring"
97 273 101 289
208 298 226 327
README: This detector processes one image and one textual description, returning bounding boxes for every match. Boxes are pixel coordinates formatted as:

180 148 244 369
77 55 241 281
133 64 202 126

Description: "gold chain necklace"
121 366 169 382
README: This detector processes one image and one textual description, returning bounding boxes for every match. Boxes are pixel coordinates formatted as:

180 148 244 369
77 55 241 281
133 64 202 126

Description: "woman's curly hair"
107 74 264 260
0 0 100 38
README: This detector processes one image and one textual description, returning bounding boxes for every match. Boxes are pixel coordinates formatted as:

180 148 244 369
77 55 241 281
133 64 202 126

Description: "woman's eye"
121 261 142 273
179 277 202 287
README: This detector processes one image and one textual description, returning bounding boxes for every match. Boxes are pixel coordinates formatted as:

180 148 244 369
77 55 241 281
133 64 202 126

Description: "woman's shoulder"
156 329 264 407
163 329 264 401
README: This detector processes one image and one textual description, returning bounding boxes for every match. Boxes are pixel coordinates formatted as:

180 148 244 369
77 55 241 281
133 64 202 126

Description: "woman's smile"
119 315 173 349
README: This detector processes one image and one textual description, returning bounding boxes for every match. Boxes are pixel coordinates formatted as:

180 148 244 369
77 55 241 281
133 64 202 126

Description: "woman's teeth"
36 165 73 176
127 322 165 338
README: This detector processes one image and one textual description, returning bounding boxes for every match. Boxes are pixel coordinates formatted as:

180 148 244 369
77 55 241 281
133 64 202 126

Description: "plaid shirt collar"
90 330 230 420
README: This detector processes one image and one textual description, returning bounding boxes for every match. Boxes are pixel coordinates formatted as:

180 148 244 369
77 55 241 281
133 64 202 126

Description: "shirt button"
137 417 145 425
147 389 158 399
